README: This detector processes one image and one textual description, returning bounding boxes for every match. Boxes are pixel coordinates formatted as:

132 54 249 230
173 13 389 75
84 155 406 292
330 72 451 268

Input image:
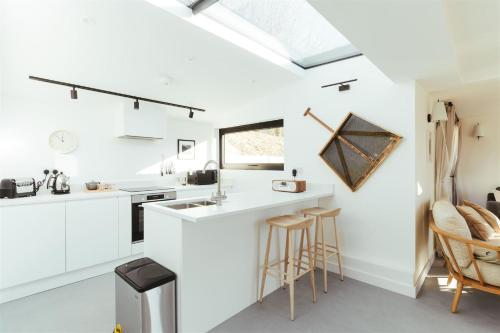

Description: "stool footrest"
316 242 339 251
265 267 313 282
316 259 341 267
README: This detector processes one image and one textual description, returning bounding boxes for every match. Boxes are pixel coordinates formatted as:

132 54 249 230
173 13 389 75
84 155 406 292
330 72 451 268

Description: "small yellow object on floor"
113 323 122 333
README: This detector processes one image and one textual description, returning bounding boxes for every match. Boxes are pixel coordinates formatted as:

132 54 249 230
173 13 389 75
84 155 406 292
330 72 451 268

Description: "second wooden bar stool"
302 207 343 293
259 214 317 320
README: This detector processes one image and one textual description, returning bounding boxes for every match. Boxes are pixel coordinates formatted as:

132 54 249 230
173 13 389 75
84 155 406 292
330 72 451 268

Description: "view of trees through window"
220 120 284 169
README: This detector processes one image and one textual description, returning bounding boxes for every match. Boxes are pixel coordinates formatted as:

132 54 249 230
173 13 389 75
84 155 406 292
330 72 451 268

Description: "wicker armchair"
430 210 500 313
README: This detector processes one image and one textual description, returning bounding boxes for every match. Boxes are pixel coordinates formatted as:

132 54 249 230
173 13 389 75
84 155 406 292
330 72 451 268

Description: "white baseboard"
324 254 416 298
414 254 435 297
0 254 143 304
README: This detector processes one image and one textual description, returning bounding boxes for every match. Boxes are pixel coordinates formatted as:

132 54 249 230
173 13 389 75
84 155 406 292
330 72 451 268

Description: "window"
219 120 284 170
215 0 360 68
176 0 361 69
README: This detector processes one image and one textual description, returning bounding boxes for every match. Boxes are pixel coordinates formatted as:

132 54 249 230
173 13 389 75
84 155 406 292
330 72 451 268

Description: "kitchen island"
143 184 334 333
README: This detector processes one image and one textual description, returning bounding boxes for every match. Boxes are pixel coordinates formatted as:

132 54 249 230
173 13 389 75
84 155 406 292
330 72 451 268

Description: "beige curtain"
435 103 461 204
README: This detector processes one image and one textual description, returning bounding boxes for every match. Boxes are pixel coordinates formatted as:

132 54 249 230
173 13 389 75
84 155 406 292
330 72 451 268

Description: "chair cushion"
473 236 500 264
494 190 500 202
462 260 500 287
456 205 495 241
464 200 500 233
433 200 472 268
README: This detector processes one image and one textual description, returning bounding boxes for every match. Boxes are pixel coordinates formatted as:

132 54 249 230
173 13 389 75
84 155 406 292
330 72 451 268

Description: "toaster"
272 180 306 193
0 178 37 198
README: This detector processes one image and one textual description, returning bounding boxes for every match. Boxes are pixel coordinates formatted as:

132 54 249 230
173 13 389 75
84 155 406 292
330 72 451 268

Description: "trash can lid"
115 257 176 293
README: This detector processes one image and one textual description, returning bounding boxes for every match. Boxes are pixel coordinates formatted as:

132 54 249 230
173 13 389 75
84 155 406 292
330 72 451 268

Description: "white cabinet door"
118 196 132 258
0 203 66 289
66 198 119 271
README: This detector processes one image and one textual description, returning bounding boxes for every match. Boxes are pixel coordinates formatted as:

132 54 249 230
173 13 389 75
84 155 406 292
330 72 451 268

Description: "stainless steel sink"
164 200 216 210
193 200 216 206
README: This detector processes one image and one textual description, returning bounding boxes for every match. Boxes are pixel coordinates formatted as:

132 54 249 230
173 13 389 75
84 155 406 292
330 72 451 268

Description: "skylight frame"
296 53 362 70
148 0 360 74
202 0 363 69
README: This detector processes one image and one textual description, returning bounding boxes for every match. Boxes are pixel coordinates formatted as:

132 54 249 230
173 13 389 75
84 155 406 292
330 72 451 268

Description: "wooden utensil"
304 107 335 133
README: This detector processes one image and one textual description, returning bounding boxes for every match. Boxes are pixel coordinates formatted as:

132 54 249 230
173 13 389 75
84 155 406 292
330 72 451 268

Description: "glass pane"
218 0 360 67
223 126 284 164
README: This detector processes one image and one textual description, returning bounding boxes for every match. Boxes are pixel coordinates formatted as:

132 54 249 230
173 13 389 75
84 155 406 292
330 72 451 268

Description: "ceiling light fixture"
29 75 206 114
70 87 78 99
189 108 194 119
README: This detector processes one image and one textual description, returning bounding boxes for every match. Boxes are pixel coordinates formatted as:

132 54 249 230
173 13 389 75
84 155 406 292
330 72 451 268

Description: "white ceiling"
444 0 500 83
309 0 500 92
0 0 298 123
1 0 498 123
430 79 500 118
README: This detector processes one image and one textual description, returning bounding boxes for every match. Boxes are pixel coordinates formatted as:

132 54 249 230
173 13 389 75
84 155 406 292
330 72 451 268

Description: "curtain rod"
28 75 206 112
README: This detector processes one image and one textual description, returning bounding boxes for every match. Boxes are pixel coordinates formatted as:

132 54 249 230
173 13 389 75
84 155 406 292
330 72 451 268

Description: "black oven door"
131 202 144 243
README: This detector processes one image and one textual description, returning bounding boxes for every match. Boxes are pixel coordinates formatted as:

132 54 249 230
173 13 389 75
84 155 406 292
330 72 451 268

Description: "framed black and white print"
177 139 196 160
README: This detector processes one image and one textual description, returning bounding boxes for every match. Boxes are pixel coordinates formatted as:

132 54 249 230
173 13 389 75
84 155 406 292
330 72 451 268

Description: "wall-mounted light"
473 123 484 140
188 108 194 119
321 79 357 92
70 87 78 100
134 98 139 110
338 83 350 91
428 100 447 123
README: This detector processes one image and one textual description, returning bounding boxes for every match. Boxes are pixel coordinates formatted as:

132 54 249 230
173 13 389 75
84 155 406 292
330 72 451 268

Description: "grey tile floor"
0 262 498 333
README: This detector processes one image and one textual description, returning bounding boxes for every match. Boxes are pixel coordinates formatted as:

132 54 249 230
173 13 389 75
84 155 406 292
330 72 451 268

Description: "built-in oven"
131 191 177 243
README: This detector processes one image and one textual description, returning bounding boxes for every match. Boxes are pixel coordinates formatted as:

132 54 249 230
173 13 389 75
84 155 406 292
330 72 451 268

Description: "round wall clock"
49 130 79 154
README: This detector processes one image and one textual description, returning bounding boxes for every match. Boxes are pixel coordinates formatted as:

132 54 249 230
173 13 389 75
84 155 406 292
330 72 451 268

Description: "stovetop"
119 186 175 193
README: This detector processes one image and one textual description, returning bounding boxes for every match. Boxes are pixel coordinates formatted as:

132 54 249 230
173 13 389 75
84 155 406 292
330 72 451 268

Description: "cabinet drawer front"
66 198 119 271
1 203 66 289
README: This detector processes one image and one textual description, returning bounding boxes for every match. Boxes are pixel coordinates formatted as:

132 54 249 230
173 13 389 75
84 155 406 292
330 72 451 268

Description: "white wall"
430 79 500 206
217 56 421 296
458 113 500 205
0 93 214 185
414 82 434 291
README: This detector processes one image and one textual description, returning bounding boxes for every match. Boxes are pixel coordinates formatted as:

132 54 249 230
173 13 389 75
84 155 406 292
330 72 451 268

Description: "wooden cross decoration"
304 108 402 192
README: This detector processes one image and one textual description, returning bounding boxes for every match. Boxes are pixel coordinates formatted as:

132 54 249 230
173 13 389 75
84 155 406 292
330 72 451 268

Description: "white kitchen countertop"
0 184 229 207
143 184 334 223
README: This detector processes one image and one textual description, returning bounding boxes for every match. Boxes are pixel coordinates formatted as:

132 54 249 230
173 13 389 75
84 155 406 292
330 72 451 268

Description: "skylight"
177 0 199 6
177 0 361 69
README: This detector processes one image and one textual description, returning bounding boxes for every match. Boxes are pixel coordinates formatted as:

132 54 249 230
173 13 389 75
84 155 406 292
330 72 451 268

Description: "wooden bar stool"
259 214 317 320
301 207 343 293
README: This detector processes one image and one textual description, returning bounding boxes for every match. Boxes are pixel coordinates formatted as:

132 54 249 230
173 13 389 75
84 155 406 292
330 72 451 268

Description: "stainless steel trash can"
115 257 176 333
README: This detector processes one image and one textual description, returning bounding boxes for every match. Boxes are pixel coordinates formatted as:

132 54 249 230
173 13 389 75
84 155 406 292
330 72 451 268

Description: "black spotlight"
134 99 139 110
189 108 194 119
70 87 78 99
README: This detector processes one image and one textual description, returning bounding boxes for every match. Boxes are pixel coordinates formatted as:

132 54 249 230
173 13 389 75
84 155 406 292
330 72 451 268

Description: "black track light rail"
29 75 206 113
321 79 358 89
